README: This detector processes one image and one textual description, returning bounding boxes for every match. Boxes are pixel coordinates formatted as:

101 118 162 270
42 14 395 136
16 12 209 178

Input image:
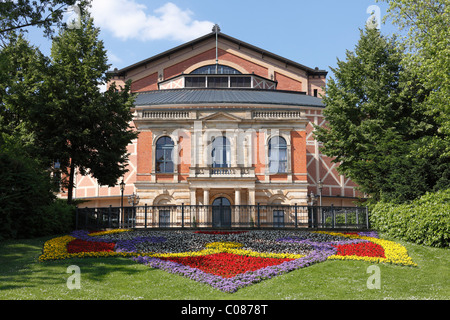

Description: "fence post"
144 204 147 229
356 206 359 226
257 203 260 228
294 203 298 228
366 206 369 229
331 204 335 228
181 203 185 228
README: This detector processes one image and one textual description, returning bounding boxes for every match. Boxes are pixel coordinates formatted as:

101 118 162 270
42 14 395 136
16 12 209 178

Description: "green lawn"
0 234 448 300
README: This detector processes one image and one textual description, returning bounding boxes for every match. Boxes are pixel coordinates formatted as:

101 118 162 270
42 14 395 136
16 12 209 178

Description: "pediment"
200 112 242 122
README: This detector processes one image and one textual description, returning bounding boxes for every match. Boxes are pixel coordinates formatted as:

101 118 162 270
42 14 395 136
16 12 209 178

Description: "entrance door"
212 197 231 228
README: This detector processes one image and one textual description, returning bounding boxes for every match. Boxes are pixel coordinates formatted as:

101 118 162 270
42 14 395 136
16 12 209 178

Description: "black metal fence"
75 204 369 230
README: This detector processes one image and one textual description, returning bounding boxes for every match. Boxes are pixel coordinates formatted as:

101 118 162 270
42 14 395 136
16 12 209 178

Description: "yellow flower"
205 241 244 249
89 229 131 237
314 231 417 267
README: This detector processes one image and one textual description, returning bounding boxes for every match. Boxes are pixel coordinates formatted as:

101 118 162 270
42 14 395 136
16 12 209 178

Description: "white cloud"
89 0 214 42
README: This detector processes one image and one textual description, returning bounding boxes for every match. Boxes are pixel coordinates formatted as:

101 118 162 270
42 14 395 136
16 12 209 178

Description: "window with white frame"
155 136 174 173
211 136 231 168
268 136 287 174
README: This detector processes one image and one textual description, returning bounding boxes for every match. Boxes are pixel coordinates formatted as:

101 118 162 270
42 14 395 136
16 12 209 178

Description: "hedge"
369 189 450 248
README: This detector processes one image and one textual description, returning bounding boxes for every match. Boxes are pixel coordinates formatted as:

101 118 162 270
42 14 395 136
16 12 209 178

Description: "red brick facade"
67 31 361 208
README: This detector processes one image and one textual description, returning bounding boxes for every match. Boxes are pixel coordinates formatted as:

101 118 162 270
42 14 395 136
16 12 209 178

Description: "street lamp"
127 193 140 228
128 192 140 206
318 179 324 207
120 179 125 228
309 192 316 206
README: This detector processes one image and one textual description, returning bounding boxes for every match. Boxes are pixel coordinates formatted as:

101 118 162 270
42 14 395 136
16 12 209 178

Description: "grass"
0 234 449 300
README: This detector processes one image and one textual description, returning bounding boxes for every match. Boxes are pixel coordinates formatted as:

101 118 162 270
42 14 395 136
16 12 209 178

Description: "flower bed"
158 252 294 278
39 229 417 292
67 239 116 253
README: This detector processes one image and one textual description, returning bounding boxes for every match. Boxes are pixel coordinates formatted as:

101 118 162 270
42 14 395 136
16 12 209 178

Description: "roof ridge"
109 31 328 77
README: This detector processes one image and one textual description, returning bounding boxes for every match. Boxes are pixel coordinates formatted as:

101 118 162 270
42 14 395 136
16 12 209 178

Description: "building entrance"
212 197 231 228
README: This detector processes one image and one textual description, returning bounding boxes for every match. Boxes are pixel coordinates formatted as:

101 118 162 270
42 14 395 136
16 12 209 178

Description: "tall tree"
0 33 48 160
314 27 438 203
0 0 91 43
379 0 450 187
28 14 137 204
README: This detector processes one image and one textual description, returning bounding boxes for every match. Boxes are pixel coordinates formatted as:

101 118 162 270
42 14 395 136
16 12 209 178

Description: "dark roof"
110 31 328 77
134 89 324 108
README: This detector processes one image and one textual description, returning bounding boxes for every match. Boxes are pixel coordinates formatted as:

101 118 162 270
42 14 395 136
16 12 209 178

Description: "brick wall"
164 48 269 80
136 131 152 181
275 71 303 91
291 130 307 181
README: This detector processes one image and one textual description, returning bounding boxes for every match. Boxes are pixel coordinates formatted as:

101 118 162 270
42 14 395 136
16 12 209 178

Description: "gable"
108 31 327 96
200 112 242 122
111 32 324 76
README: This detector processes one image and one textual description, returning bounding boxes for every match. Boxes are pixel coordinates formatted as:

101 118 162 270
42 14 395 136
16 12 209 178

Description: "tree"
0 0 91 43
0 33 49 159
27 14 137 204
378 0 450 187
314 27 440 203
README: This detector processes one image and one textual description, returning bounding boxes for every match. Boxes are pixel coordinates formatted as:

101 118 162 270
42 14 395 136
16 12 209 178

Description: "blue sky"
25 0 399 78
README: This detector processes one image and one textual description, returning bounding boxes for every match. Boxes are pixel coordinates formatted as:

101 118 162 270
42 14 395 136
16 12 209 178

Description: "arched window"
191 64 241 75
156 136 174 173
211 136 231 168
212 197 231 206
268 136 287 174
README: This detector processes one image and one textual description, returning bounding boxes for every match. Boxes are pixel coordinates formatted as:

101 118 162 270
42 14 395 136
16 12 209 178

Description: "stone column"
248 189 256 205
190 189 197 205
235 188 241 225
203 188 210 205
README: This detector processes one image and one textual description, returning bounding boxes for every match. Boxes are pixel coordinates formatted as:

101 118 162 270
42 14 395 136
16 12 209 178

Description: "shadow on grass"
0 236 155 293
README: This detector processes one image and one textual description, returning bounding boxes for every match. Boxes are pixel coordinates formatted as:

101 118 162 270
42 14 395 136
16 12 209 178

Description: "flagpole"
213 24 220 74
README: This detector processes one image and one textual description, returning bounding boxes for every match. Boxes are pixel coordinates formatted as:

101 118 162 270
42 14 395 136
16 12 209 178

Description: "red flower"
159 253 293 278
67 239 116 253
332 242 385 258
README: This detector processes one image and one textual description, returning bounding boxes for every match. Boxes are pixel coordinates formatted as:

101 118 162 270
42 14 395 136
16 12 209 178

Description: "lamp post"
308 191 317 228
120 179 125 228
128 193 140 207
308 192 316 206
127 193 140 228
318 179 324 207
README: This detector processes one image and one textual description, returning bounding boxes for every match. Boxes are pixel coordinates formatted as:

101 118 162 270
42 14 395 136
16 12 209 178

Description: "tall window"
211 136 231 168
156 136 174 173
268 136 287 174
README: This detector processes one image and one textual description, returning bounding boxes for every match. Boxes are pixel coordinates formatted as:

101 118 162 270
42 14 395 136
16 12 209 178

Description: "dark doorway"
212 197 231 228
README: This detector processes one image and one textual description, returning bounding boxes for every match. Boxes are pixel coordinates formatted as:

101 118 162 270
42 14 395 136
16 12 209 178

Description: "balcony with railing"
189 166 255 178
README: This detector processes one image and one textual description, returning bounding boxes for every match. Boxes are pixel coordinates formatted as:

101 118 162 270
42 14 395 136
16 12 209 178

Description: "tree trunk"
67 160 75 205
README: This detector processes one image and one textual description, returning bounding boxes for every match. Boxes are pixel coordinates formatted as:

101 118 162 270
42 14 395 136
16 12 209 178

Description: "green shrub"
370 189 450 247
0 151 75 240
